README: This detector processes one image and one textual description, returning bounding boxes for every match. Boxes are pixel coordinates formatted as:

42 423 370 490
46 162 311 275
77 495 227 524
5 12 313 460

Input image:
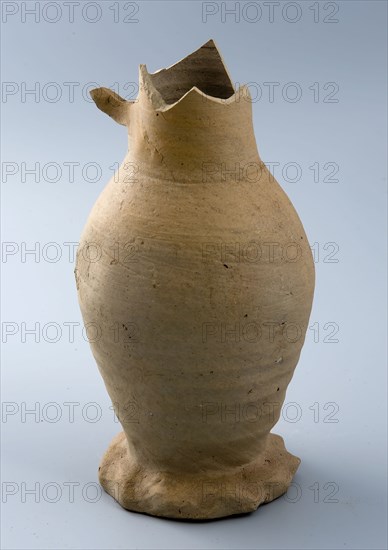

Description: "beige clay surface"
75 40 315 519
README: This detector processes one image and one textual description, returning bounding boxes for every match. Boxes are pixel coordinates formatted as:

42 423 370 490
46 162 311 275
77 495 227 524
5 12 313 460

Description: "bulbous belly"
75 170 314 472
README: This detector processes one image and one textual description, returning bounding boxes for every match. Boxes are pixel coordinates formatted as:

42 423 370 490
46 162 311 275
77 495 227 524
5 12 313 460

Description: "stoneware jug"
75 39 315 520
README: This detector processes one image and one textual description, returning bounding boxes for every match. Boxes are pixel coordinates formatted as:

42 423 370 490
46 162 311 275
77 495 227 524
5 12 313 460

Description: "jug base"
98 431 300 520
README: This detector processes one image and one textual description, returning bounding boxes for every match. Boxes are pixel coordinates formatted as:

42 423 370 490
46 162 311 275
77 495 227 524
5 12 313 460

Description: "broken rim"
139 39 251 112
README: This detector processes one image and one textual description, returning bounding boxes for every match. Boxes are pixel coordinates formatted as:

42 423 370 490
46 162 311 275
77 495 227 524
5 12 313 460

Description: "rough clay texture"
76 40 315 520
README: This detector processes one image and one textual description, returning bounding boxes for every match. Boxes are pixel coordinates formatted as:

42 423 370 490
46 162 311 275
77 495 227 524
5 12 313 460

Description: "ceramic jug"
75 39 315 519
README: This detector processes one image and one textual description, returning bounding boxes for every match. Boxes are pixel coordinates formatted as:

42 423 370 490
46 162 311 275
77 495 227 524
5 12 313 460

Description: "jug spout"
90 87 133 126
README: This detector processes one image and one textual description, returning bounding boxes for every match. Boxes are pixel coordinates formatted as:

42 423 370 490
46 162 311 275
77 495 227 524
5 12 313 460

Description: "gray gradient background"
1 1 387 549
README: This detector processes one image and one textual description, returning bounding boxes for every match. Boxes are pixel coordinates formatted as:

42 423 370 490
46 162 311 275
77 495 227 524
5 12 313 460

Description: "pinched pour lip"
139 39 251 113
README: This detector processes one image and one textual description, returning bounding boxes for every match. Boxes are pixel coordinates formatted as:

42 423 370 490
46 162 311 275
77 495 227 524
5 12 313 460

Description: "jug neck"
127 68 259 184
